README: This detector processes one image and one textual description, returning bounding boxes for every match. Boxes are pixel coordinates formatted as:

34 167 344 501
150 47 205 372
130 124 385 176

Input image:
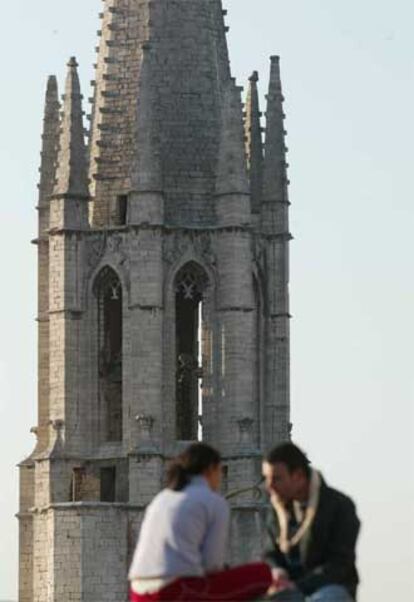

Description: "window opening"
100 467 116 503
71 467 85 502
175 263 208 441
116 195 128 226
95 267 123 442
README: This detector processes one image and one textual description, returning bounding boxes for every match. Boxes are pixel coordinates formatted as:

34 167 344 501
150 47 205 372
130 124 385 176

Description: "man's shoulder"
321 480 358 515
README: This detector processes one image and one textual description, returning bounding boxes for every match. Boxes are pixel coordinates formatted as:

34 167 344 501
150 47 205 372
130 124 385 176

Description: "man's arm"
296 497 360 596
263 508 290 570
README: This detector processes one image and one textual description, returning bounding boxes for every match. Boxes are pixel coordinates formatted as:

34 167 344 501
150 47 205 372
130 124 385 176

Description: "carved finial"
135 414 155 441
245 70 264 213
237 417 255 446
38 75 60 235
47 419 65 458
53 57 89 199
262 56 289 232
263 56 288 205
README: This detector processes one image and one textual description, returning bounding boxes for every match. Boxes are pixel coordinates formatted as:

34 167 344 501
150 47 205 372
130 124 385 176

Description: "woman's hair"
166 443 221 491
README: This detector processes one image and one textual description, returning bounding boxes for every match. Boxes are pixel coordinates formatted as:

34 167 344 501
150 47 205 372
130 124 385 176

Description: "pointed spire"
245 71 264 214
38 76 60 207
130 45 162 194
90 0 234 227
216 79 249 197
262 56 289 230
53 57 89 199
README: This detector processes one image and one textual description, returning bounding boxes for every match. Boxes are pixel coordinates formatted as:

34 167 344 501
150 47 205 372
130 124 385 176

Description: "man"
262 443 360 601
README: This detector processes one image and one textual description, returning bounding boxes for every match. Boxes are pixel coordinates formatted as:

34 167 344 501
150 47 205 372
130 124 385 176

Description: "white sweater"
129 477 230 581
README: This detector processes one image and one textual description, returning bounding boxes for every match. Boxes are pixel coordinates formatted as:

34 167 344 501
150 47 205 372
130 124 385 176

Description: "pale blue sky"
1 1 413 600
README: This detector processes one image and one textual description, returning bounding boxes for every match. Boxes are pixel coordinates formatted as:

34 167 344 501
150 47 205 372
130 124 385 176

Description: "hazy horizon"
1 1 413 600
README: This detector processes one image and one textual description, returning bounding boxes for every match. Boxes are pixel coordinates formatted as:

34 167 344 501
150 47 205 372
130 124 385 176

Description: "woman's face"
203 463 222 492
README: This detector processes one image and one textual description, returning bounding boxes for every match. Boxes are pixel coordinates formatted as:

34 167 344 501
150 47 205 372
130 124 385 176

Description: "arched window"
175 262 209 441
94 267 123 442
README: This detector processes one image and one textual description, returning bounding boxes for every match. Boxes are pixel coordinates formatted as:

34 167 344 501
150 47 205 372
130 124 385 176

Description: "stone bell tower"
18 1 291 600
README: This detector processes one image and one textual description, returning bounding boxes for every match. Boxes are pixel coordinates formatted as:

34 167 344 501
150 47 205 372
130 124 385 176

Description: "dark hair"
166 443 221 492
265 442 311 478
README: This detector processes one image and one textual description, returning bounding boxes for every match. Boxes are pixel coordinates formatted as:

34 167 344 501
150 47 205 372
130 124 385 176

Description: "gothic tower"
18 1 291 600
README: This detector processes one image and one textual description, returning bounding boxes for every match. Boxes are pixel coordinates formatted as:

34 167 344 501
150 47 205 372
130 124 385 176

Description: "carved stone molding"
86 236 106 268
163 231 216 267
237 417 255 446
86 232 128 272
135 414 155 441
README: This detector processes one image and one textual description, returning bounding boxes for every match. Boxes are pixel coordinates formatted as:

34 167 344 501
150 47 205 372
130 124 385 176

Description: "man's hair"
265 442 311 478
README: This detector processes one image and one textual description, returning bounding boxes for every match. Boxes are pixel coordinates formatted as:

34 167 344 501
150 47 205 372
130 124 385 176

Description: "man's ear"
291 468 304 482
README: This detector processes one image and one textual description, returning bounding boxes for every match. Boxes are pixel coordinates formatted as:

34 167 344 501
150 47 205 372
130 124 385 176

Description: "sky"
0 0 413 600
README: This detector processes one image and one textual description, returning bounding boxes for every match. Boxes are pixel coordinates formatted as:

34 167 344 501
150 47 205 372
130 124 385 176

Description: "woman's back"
129 476 230 580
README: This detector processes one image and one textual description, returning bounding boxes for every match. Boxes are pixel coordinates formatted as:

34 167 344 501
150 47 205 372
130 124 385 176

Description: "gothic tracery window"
94 267 123 442
175 263 208 441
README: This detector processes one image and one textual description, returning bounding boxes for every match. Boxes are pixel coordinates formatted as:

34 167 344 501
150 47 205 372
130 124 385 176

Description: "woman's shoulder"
145 487 177 512
149 482 228 510
191 485 229 517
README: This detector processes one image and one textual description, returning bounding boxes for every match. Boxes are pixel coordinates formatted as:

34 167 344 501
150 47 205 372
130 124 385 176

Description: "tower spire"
262 56 289 233
245 71 264 215
38 76 60 221
35 75 60 455
89 0 233 227
261 56 291 445
53 57 89 200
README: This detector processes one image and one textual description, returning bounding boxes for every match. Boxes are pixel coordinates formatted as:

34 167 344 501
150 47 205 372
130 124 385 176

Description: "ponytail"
166 443 221 492
166 462 191 492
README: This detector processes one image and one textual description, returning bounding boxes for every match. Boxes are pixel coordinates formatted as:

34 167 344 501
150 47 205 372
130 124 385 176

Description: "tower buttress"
37 75 60 450
18 75 60 602
245 71 264 215
216 81 257 474
48 57 89 454
126 45 165 505
261 56 292 445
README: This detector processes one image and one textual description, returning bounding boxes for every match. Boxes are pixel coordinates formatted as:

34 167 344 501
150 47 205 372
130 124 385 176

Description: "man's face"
262 461 303 503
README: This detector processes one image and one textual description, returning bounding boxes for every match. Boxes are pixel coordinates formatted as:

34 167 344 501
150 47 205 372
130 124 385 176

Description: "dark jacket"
264 477 360 599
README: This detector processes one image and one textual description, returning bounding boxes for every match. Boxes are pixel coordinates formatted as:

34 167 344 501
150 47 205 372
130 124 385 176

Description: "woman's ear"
204 464 222 492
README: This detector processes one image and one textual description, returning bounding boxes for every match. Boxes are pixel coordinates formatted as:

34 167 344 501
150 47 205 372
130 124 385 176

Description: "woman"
129 442 272 601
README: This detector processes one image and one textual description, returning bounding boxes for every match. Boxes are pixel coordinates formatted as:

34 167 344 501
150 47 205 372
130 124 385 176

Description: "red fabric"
130 562 272 602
